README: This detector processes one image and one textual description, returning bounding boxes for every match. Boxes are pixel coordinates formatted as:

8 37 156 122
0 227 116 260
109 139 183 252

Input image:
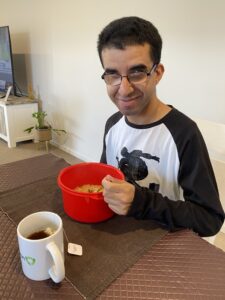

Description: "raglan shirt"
100 108 225 237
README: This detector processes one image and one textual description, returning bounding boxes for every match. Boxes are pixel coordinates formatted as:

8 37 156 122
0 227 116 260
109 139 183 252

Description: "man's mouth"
119 98 135 104
117 97 138 110
118 95 140 102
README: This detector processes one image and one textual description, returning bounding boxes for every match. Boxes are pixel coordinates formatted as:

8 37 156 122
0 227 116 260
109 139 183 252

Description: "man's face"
101 43 164 124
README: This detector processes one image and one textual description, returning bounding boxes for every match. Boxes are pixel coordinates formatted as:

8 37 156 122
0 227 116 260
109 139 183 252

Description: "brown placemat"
0 176 167 300
98 229 225 299
0 153 69 193
2 203 225 300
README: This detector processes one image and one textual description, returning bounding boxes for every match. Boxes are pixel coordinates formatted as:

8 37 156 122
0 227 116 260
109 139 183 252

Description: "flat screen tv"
0 26 16 96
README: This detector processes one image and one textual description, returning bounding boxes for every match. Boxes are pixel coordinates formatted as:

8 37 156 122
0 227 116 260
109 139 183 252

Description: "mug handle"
46 242 65 283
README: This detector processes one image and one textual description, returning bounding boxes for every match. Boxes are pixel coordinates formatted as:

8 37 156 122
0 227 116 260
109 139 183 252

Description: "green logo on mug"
25 256 36 266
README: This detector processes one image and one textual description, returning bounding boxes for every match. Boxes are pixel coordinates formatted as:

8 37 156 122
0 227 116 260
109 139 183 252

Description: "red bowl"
57 162 124 223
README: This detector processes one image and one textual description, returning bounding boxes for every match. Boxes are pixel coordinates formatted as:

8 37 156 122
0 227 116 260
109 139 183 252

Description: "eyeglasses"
101 64 157 86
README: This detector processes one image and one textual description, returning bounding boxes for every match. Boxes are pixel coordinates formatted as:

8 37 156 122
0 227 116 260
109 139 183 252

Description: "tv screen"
0 26 16 96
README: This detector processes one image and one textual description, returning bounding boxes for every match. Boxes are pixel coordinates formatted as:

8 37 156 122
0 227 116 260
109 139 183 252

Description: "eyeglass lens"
102 64 156 86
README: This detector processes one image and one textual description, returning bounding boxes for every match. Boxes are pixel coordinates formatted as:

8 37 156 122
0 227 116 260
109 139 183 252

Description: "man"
97 16 224 237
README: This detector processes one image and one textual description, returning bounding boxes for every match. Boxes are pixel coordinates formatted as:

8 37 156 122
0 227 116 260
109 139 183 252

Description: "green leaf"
24 127 34 133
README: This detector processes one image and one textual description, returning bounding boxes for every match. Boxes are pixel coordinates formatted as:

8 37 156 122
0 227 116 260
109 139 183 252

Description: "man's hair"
97 16 162 66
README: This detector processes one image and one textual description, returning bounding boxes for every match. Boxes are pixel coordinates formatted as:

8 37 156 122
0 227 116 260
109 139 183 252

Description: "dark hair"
97 16 162 66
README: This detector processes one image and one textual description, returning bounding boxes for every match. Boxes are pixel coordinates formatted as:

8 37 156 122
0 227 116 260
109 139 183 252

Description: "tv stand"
0 96 38 147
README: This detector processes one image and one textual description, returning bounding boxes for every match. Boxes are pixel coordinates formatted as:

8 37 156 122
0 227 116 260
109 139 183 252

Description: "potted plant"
24 111 66 142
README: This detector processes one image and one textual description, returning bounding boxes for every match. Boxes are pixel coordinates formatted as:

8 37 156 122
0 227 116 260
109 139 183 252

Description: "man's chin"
117 104 138 116
118 108 136 116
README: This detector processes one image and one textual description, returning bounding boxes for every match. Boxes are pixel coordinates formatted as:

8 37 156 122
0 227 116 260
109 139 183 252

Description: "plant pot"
34 128 52 142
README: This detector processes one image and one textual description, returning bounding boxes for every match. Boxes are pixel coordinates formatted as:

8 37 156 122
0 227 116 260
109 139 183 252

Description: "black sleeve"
100 138 106 163
100 111 123 163
128 186 224 237
128 120 225 237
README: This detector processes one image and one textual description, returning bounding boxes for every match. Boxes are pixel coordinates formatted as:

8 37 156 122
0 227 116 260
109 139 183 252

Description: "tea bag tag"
68 243 83 256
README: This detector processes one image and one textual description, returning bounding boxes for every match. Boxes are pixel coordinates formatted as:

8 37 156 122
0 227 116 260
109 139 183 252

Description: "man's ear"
154 63 164 84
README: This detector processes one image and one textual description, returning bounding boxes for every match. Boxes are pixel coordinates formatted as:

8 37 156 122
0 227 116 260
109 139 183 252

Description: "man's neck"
127 99 171 125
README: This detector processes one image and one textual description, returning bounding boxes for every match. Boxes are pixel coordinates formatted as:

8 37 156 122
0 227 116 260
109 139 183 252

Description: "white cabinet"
0 97 38 148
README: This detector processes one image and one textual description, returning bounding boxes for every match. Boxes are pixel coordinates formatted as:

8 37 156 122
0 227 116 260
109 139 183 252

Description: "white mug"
17 211 65 283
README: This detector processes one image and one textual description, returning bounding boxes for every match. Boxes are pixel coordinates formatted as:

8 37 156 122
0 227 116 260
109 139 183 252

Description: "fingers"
105 196 129 215
102 176 135 216
108 203 126 215
102 175 124 185
102 175 125 193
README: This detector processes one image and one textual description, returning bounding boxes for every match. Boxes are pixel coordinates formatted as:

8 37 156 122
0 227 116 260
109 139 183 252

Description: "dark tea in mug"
27 227 55 240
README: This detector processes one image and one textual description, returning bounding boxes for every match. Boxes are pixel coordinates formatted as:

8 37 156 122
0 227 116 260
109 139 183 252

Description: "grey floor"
0 139 82 165
1 138 225 252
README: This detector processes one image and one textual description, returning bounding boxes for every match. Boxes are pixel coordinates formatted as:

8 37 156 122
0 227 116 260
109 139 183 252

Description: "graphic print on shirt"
116 147 160 191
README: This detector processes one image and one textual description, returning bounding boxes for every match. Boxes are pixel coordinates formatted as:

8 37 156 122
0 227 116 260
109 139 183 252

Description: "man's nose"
118 76 134 95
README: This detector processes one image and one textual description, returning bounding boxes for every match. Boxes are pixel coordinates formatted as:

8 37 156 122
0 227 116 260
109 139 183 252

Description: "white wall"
0 0 225 161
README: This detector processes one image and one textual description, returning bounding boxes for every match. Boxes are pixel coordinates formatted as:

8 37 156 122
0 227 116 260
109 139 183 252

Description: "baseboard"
50 141 91 162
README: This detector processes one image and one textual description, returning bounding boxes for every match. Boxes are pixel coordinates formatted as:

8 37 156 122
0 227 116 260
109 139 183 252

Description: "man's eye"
104 73 117 77
130 71 143 75
129 71 145 77
106 73 120 78
130 67 147 73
